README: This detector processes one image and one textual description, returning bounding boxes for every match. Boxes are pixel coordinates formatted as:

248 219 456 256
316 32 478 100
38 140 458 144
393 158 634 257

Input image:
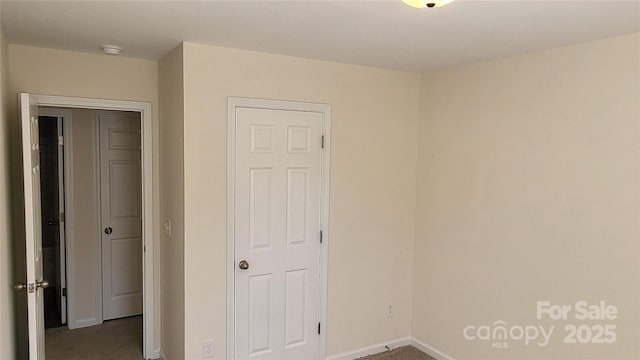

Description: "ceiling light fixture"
102 44 122 55
402 0 455 8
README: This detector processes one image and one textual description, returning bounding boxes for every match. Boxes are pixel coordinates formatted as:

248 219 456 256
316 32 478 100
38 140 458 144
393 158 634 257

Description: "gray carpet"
356 345 435 360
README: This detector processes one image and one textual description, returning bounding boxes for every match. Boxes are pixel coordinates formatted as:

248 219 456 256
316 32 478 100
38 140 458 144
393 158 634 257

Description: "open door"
19 93 47 360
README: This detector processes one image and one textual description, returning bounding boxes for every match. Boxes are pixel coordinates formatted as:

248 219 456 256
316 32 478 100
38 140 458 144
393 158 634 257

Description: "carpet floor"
46 319 429 360
356 346 435 360
45 315 143 359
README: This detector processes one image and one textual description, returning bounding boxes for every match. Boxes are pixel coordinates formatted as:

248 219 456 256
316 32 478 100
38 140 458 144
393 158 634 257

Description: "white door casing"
56 116 67 325
228 98 331 360
20 94 46 360
23 94 157 359
99 111 143 320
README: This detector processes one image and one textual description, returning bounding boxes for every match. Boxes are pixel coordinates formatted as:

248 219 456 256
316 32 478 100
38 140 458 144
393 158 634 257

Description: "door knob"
14 280 49 292
104 227 113 234
238 260 250 270
14 282 26 291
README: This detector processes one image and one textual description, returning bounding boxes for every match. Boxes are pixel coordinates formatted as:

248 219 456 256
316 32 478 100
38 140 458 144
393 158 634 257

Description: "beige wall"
7 45 160 355
181 42 420 359
413 33 640 359
0 14 16 360
158 45 185 360
5 30 638 360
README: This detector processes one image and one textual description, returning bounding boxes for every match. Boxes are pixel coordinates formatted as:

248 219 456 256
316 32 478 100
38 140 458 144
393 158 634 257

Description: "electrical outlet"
387 303 394 317
163 219 172 237
203 339 215 358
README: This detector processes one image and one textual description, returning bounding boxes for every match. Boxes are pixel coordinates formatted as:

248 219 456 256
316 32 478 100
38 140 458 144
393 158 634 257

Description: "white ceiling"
1 0 639 72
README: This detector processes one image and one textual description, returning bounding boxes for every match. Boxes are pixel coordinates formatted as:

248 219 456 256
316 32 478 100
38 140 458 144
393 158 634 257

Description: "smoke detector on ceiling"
102 44 122 55
402 0 455 8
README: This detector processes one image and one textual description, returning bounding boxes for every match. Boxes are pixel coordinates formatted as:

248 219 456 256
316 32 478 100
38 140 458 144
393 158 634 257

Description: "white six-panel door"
234 107 324 360
20 93 46 360
99 112 143 320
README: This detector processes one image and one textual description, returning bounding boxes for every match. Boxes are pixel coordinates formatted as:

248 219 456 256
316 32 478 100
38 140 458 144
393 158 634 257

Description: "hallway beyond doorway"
45 316 142 360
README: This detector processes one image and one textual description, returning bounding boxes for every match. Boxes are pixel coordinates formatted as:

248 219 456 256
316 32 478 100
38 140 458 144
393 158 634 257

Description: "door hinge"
321 135 325 149
60 212 65 222
62 288 67 297
320 230 323 244
318 322 321 335
58 135 64 146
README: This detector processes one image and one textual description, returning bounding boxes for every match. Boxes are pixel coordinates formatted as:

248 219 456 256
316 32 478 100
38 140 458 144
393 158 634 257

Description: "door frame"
226 97 331 360
27 94 158 359
37 107 72 327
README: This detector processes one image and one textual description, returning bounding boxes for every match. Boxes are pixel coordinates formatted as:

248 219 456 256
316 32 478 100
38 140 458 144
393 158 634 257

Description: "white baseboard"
326 336 412 360
156 337 451 360
410 337 455 360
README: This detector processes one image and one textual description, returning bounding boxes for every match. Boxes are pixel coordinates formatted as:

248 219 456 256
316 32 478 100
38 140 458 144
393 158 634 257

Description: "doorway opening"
19 94 157 360
37 114 65 330
38 107 144 358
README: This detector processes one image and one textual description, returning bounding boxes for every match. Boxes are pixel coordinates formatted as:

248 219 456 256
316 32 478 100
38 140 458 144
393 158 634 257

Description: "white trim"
93 114 103 326
29 94 158 360
411 337 456 360
325 337 412 360
62 111 77 328
319 103 331 360
226 97 331 360
57 114 67 325
226 99 235 359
